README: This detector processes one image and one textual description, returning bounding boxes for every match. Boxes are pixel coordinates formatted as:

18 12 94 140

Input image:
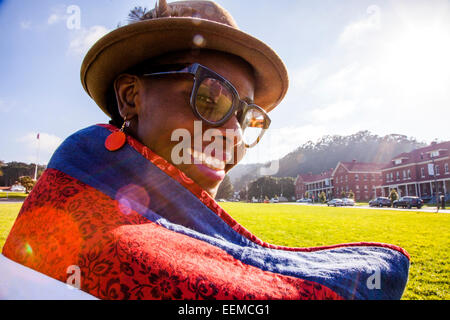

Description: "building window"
435 165 440 175
407 169 411 179
364 175 368 181
355 174 359 182
421 167 425 178
356 185 360 190
396 172 400 180
386 173 390 182
445 163 449 174
345 175 348 182
403 170 407 180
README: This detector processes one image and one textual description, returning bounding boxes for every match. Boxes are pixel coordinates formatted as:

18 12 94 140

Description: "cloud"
17 132 63 165
338 5 381 47
20 20 32 29
68 25 110 56
47 5 68 25
287 2 450 145
0 99 15 113
47 13 65 25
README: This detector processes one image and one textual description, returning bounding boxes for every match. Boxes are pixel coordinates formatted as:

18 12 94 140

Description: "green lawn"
220 203 449 300
0 203 23 250
0 192 28 200
1 202 448 300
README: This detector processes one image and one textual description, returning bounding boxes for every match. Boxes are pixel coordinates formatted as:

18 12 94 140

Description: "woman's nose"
219 114 243 146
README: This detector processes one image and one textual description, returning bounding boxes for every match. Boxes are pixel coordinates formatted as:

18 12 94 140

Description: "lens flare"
25 243 33 255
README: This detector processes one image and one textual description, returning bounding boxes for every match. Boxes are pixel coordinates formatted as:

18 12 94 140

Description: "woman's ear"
114 74 140 119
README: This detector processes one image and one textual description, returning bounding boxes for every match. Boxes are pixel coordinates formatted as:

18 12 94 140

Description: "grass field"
0 192 28 200
1 202 449 300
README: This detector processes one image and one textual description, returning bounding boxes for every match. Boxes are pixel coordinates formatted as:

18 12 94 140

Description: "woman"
1 0 409 300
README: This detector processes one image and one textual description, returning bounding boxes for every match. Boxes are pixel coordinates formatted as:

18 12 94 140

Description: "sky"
1 0 449 165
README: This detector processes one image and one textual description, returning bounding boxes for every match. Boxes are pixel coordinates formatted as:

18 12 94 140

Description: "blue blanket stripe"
47 125 409 300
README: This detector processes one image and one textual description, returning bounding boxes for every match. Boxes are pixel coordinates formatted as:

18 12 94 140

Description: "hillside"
229 131 425 192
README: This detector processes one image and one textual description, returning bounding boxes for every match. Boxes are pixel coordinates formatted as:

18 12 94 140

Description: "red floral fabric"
3 169 343 300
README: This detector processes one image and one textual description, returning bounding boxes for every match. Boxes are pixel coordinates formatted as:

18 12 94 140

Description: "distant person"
1 0 409 300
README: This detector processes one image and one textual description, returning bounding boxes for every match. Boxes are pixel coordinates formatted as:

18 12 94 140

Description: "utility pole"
431 155 439 213
34 133 41 181
424 152 439 213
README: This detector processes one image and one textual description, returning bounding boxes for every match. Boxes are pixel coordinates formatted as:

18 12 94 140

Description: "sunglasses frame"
142 63 271 148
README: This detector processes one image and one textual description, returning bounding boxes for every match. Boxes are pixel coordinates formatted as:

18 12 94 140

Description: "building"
378 141 450 201
294 141 450 203
295 161 385 202
295 169 334 201
332 161 385 201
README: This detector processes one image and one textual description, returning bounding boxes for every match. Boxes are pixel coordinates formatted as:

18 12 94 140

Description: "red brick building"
332 161 385 201
377 141 450 201
295 169 334 201
295 162 385 202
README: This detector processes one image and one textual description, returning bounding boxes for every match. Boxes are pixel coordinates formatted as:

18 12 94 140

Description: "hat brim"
81 17 289 117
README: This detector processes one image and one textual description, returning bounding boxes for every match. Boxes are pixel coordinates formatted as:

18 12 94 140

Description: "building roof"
382 140 450 170
340 161 386 172
298 168 334 183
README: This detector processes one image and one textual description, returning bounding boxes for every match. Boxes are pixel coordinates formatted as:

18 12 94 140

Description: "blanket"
2 124 410 300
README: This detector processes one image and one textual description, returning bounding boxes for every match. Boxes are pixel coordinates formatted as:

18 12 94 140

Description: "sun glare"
380 19 450 96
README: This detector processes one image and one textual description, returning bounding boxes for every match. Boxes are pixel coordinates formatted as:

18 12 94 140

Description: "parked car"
270 198 279 203
341 198 355 206
393 196 423 209
369 197 391 208
296 198 312 203
327 199 344 207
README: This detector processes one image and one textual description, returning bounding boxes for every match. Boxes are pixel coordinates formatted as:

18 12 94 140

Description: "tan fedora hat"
81 0 289 117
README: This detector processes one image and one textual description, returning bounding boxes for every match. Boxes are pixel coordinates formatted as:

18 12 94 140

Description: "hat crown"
129 0 238 28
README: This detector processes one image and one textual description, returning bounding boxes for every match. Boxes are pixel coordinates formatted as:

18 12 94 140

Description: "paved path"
0 200 25 204
283 202 450 213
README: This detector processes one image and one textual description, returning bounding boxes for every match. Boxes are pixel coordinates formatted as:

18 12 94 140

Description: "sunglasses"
140 63 271 148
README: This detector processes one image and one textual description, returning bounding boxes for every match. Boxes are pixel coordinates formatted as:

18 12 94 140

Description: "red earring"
105 117 129 152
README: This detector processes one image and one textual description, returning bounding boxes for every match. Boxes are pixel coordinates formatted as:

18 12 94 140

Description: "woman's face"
115 50 255 197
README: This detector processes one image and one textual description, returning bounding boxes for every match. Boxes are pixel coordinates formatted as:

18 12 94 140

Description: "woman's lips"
185 148 228 181
186 148 231 170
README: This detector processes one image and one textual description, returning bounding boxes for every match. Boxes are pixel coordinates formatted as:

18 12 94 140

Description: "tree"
18 176 36 194
318 191 327 203
0 160 4 177
389 189 399 205
348 190 355 200
216 175 234 200
247 176 295 201
239 187 248 202
278 177 295 199
0 162 45 186
341 190 347 198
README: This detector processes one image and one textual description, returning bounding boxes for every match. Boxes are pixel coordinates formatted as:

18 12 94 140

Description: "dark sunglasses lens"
195 78 234 123
241 108 266 147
